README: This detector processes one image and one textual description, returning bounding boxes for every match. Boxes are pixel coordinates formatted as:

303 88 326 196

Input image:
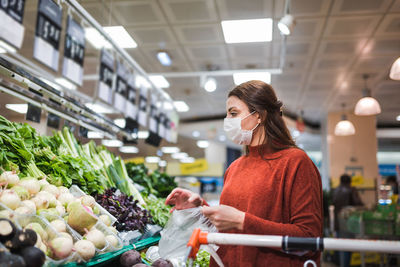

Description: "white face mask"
223 111 259 145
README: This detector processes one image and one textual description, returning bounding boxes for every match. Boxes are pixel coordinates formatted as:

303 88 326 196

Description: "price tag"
149 94 159 134
113 62 128 112
62 16 85 86
0 0 25 48
47 99 61 129
33 0 62 71
78 126 88 138
124 117 139 144
98 49 114 104
138 87 148 127
125 74 138 120
164 116 171 142
158 113 166 139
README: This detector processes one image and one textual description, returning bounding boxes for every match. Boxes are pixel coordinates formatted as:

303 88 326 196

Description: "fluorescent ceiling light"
138 131 149 139
172 152 188 159
135 75 151 88
85 103 113 114
221 18 273 44
103 26 137 48
85 28 110 49
87 131 104 139
145 156 160 163
218 135 226 142
119 146 139 153
192 131 200 138
114 118 126 128
161 147 180 154
233 72 271 85
278 14 295 35
157 101 173 110
6 104 28 114
180 157 195 164
204 77 217 92
102 139 123 147
0 47 6 53
159 160 167 167
149 75 170 88
55 77 77 91
157 51 172 66
40 78 62 91
397 115 400 122
174 101 189 113
0 40 16 53
197 140 209 148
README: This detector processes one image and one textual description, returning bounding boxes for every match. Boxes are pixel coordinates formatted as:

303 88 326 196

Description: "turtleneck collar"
247 143 291 158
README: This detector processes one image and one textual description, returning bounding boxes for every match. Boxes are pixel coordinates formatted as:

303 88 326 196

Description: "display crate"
362 211 395 236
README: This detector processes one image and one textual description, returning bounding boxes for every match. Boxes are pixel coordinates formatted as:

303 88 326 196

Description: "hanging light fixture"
354 74 381 116
389 57 400 80
278 0 295 35
335 104 356 136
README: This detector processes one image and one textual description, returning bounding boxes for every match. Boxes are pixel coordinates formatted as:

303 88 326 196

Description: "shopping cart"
184 228 400 267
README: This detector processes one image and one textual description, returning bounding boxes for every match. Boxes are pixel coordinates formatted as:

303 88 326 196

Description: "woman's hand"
165 188 203 212
202 205 245 231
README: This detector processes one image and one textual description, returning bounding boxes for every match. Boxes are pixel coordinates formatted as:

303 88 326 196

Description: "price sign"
113 62 128 112
0 0 25 48
47 99 61 129
138 87 148 127
33 0 62 71
97 49 114 104
158 112 166 139
125 74 138 120
164 116 171 142
62 16 85 86
149 94 159 134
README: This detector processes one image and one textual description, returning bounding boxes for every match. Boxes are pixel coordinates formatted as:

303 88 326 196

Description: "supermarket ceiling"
5 0 400 129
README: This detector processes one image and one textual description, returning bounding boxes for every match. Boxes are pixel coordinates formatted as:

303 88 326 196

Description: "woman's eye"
230 112 237 117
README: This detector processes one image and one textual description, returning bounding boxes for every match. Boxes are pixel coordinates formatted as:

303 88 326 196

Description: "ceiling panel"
127 27 176 46
185 45 228 60
375 14 400 36
369 38 400 55
290 0 331 17
331 0 392 15
227 43 271 60
324 16 380 38
160 0 218 24
174 24 224 44
217 0 273 20
112 1 166 26
287 18 325 41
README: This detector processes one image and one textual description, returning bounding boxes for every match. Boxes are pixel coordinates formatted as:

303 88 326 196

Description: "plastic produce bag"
158 207 223 266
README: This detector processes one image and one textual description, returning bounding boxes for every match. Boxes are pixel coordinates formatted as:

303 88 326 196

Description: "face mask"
223 111 259 145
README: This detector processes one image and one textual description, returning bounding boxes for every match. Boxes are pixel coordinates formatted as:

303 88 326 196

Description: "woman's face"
226 96 260 131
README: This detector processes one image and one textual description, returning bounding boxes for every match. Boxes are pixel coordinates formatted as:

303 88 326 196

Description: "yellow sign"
124 157 145 164
180 158 209 175
351 175 364 186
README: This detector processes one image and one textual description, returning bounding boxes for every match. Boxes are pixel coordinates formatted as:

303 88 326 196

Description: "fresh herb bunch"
143 195 171 227
126 163 177 198
188 250 210 267
95 188 153 232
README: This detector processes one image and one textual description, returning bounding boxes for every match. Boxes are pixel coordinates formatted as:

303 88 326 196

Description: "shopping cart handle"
282 236 324 252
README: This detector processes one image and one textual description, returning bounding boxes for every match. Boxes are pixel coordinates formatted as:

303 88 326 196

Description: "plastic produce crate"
362 210 395 236
61 235 161 267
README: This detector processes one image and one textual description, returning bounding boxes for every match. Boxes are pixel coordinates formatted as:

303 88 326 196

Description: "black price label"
1 0 25 23
64 16 85 66
139 94 147 112
100 64 113 87
36 14 61 49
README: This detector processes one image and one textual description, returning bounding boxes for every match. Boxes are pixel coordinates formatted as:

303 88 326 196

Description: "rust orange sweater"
210 146 323 267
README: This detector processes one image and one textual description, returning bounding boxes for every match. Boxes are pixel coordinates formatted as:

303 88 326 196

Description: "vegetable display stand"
62 236 161 267
184 229 400 267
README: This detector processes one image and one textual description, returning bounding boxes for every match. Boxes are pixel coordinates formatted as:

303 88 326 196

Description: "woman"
166 80 323 267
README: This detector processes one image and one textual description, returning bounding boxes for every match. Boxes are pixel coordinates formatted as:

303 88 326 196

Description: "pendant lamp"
334 104 356 136
389 57 400 80
354 74 381 116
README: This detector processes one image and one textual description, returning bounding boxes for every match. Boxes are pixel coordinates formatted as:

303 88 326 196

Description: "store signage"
125 74 138 120
0 0 26 48
62 16 85 86
78 126 88 138
148 94 159 134
98 48 114 104
124 157 145 165
26 103 41 123
138 87 148 127
164 115 171 142
46 99 61 129
145 131 162 147
180 159 209 175
169 111 179 143
158 112 166 139
113 61 128 112
33 0 62 71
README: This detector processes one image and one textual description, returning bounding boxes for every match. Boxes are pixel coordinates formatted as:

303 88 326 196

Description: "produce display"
143 196 171 228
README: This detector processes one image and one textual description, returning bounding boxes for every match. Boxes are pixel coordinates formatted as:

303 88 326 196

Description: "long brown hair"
228 80 296 157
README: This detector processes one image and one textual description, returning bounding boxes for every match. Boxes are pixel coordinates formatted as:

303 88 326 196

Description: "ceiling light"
103 26 137 48
138 131 149 139
192 131 200 138
157 101 174 110
221 18 273 43
389 57 400 80
204 77 217 92
397 115 400 122
159 160 167 167
161 147 180 154
5 104 28 114
0 40 16 53
135 75 151 88
180 157 195 164
102 139 123 147
278 14 295 35
0 47 6 53
233 72 271 85
174 101 189 112
85 103 113 114
354 74 381 116
197 140 209 148
114 118 126 128
55 77 77 90
172 152 188 159
149 75 170 88
119 146 139 153
218 135 226 142
157 51 172 66
334 115 356 136
145 156 160 163
85 28 110 49
87 131 104 139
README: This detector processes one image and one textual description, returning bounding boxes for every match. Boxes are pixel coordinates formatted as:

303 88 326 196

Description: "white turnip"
36 191 57 208
58 193 75 207
18 178 40 195
11 186 29 200
0 190 21 210
50 220 66 233
48 237 73 259
84 229 106 249
73 240 96 261
80 195 95 208
31 196 49 210
0 171 19 187
99 215 112 226
105 235 119 247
